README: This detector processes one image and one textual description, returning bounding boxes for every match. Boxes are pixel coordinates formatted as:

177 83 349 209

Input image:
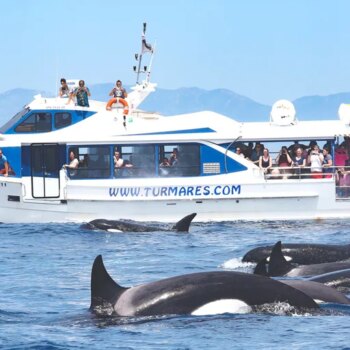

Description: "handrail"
263 165 342 180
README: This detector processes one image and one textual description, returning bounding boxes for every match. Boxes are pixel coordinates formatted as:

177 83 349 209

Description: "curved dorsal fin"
172 213 197 232
268 241 293 276
90 255 127 310
254 257 268 276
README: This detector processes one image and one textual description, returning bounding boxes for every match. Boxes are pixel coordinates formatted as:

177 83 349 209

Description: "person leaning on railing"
276 146 292 178
336 167 350 197
308 144 324 179
322 147 333 179
291 147 306 178
259 148 272 174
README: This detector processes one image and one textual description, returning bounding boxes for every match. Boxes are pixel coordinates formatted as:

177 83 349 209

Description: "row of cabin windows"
15 112 71 132
66 144 201 179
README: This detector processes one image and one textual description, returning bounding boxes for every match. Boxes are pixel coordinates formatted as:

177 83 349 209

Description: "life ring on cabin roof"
106 97 129 115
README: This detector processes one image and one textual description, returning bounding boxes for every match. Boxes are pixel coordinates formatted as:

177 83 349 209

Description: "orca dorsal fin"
172 213 197 232
267 241 293 277
254 258 268 276
90 255 127 310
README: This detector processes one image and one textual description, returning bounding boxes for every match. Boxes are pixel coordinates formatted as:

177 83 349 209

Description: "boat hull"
0 176 348 223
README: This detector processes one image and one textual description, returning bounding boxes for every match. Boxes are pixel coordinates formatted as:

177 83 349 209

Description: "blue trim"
128 127 215 136
4 109 96 134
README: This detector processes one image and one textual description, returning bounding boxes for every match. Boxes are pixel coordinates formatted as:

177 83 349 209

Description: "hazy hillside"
0 84 349 127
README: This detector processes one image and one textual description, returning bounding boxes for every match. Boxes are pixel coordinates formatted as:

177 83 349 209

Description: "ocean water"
1 219 350 349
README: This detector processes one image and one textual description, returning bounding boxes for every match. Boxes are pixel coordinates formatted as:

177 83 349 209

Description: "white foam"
220 258 255 271
191 299 251 316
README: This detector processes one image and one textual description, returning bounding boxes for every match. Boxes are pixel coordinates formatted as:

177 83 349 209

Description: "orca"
254 241 350 278
278 280 350 304
242 242 350 265
90 255 318 317
308 269 350 293
81 213 197 233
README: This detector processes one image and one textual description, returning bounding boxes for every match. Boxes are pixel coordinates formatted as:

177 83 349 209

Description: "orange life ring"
106 97 129 115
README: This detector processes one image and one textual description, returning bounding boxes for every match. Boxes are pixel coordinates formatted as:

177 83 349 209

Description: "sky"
1 0 350 105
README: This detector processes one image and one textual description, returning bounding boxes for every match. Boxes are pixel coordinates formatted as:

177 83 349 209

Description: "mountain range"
1 84 350 127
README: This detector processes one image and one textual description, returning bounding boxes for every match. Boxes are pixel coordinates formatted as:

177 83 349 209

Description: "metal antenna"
135 22 154 84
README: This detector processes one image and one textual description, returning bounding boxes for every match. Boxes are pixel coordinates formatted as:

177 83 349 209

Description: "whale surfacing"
90 255 318 317
82 213 197 233
243 242 350 265
254 241 350 278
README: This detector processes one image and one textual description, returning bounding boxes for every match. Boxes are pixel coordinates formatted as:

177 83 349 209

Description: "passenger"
160 157 170 167
58 78 70 98
334 144 349 167
251 143 263 165
288 141 301 157
114 151 124 167
308 144 324 179
236 147 245 158
341 136 350 158
275 146 292 177
322 147 333 178
170 148 179 166
109 80 128 99
0 149 9 177
291 147 306 178
336 168 350 197
245 142 254 159
259 148 272 174
69 80 91 107
63 151 79 176
159 157 171 176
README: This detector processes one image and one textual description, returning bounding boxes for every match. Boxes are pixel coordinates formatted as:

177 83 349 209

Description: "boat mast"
134 22 154 84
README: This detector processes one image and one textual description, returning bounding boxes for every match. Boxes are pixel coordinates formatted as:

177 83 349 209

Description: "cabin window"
158 144 200 177
72 146 110 179
54 112 72 129
115 145 156 178
15 112 52 133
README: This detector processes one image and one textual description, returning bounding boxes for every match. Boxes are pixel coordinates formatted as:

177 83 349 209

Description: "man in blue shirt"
0 149 9 177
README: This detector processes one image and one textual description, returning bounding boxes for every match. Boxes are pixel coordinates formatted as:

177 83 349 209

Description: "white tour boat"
1 24 350 223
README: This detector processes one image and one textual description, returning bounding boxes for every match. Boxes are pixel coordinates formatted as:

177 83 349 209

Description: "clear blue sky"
1 0 349 105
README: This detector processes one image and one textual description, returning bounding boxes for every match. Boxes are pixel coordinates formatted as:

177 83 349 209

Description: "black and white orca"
81 213 197 233
254 241 350 278
90 255 318 317
278 279 350 304
243 242 350 265
308 268 350 294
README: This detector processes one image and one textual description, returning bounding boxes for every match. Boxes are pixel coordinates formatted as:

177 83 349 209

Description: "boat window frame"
54 112 72 129
0 107 30 133
14 112 52 133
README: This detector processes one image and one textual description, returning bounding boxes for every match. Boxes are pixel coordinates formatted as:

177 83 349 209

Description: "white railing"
261 165 350 199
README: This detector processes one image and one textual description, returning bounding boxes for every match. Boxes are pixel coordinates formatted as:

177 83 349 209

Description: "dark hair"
60 78 66 84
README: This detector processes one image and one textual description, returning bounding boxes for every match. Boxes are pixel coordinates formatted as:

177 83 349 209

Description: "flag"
142 33 153 54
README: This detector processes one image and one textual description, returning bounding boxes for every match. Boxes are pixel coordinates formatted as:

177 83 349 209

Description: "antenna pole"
135 22 154 84
146 42 156 83
136 23 147 84
136 53 143 84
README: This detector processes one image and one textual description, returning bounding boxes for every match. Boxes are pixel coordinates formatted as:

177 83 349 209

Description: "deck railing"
261 165 350 200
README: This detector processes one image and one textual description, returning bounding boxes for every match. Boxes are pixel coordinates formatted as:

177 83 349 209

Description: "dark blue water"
1 219 350 349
